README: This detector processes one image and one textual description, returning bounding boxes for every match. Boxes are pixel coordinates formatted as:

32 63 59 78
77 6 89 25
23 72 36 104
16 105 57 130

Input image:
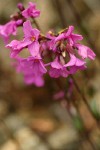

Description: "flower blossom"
75 44 96 60
22 2 40 19
5 2 96 86
16 56 47 86
6 40 24 58
22 20 40 57
49 57 69 78
48 26 83 52
7 20 40 58
0 21 17 42
17 3 24 11
64 54 86 74
47 25 95 76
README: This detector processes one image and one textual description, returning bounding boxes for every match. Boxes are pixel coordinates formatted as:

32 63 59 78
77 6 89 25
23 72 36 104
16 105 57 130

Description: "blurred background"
0 0 100 149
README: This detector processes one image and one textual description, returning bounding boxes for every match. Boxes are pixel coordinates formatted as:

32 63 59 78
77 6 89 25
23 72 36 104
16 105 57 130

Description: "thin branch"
33 19 41 31
55 79 97 150
71 75 100 126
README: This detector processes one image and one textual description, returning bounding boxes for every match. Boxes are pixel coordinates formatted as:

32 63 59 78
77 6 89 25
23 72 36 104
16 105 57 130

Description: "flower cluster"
0 2 96 86
0 2 40 43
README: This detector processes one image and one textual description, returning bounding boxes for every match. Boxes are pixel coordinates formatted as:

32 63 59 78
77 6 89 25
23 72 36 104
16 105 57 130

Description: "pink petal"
64 54 76 67
23 20 32 38
17 38 32 49
22 2 40 19
39 60 47 73
75 58 85 66
87 48 96 60
65 26 74 36
34 76 44 87
49 68 60 78
28 41 40 57
31 28 40 40
6 40 19 49
76 44 96 60
65 54 85 67
71 33 83 42
61 68 69 77
55 33 65 42
51 57 62 69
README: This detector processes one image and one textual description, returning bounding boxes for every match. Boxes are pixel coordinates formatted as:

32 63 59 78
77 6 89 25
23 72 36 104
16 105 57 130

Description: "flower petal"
23 20 32 38
28 41 40 57
51 57 62 69
76 44 96 60
65 54 85 67
31 28 40 40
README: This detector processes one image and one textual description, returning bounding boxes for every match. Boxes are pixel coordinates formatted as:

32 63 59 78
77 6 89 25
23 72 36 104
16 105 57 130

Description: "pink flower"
49 57 69 78
16 56 47 86
75 44 96 60
55 26 83 46
22 2 40 19
0 21 17 42
6 40 25 58
65 54 85 67
22 20 40 57
15 19 23 26
69 65 86 74
2 1 96 86
64 54 86 74
7 20 41 58
47 26 83 52
65 26 83 46
17 3 24 11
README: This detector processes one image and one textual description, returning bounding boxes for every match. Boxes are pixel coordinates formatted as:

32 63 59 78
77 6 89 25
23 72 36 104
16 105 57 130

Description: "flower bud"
17 3 24 11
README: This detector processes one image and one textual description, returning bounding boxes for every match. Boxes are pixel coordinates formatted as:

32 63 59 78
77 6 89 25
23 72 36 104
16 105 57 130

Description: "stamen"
31 36 36 41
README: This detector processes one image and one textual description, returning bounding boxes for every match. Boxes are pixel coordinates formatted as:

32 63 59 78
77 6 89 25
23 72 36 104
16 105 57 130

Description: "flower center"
34 59 39 62
31 36 36 41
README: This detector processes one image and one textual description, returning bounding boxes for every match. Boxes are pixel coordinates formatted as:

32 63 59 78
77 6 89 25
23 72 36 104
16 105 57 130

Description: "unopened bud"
17 3 24 11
